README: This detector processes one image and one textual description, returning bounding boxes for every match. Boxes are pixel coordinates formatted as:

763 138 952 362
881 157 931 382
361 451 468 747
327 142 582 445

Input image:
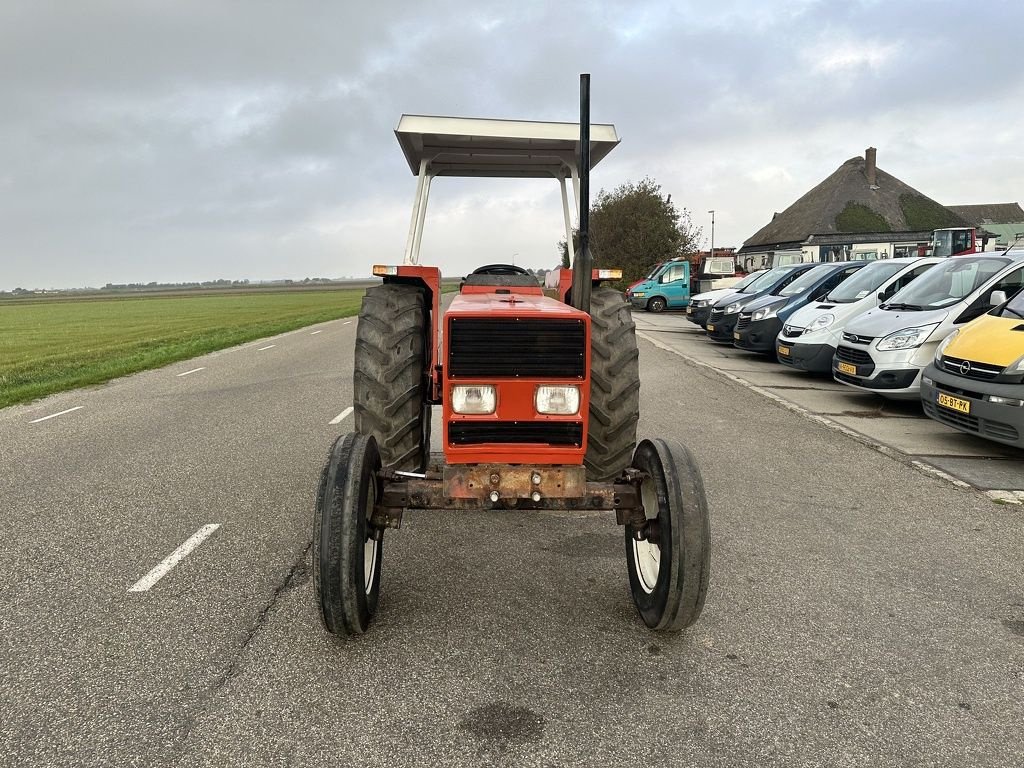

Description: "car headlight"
724 302 742 314
876 323 940 351
451 385 496 414
632 292 645 298
806 313 835 332
1005 354 1024 375
690 299 705 308
933 330 960 364
535 385 580 415
752 302 785 321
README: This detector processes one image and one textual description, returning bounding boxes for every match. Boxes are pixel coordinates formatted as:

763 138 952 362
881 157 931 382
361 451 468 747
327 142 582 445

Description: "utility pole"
708 210 715 260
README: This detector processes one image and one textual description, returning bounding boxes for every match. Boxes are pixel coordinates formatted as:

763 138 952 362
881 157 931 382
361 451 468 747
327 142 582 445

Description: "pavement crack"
176 539 312 748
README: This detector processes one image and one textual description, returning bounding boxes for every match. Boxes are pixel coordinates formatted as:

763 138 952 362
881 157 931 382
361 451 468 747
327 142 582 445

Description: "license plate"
733 332 741 340
707 324 715 332
837 361 857 375
686 306 693 314
778 345 791 357
937 393 971 414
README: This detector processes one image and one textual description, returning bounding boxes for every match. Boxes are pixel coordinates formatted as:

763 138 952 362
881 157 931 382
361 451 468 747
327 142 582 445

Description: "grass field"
0 287 373 409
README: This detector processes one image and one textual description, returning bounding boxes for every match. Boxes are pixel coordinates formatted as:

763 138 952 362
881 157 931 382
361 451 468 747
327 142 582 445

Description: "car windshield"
743 266 796 293
776 265 835 297
644 264 662 280
732 270 767 291
886 256 1011 310
825 261 907 303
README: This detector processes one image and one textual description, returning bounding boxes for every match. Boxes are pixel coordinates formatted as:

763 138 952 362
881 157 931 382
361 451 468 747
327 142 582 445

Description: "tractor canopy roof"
395 114 619 178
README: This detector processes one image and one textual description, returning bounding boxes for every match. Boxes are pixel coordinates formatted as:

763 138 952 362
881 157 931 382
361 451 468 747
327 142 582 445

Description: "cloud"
1 0 1023 289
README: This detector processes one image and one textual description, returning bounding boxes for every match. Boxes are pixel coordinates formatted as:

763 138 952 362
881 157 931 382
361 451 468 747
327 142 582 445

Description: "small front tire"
625 438 710 631
313 433 384 636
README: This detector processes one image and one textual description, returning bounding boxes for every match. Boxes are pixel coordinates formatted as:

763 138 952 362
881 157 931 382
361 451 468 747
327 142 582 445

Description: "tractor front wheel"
625 438 710 631
354 283 430 472
585 287 640 481
313 433 384 636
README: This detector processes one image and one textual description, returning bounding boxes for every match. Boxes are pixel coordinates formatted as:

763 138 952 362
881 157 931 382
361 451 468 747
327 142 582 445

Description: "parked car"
705 263 816 343
686 270 767 327
921 287 1024 449
776 258 941 372
733 262 867 354
833 251 1024 399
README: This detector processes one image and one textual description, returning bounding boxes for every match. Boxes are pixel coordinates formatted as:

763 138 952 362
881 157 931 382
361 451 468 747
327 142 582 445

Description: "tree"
557 177 702 285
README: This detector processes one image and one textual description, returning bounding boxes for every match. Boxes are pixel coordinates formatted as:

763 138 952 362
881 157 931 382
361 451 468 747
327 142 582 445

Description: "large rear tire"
585 287 640 481
313 433 384 636
625 438 710 631
354 283 430 472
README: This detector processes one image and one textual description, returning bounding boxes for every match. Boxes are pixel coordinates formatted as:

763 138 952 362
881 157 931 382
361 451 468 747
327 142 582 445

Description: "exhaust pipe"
571 73 592 314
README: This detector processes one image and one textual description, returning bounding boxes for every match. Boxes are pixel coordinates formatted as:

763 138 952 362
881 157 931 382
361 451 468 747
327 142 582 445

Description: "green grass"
0 288 371 409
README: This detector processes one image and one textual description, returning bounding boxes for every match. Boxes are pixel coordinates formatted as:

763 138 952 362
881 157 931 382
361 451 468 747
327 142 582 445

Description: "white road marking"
310 330 322 335
176 367 205 377
128 524 221 593
330 406 354 425
257 344 276 351
343 321 352 325
29 406 84 424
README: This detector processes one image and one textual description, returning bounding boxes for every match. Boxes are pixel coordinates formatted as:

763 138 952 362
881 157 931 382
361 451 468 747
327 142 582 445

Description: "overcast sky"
2 0 1022 290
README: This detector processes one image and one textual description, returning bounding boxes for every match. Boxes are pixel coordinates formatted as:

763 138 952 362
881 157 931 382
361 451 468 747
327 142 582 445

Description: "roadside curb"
637 330 1021 505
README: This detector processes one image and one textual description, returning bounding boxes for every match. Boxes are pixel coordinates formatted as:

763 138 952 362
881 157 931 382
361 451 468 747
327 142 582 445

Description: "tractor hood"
448 292 588 318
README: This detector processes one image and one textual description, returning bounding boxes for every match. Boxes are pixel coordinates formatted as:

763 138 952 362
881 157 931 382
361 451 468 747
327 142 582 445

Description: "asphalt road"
632 310 1024 500
1 313 1023 767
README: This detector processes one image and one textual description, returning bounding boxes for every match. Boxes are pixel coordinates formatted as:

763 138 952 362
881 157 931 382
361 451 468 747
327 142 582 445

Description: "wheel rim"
363 478 378 594
632 473 661 594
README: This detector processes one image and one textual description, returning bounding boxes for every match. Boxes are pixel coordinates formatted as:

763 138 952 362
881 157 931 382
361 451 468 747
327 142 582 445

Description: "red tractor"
314 76 710 635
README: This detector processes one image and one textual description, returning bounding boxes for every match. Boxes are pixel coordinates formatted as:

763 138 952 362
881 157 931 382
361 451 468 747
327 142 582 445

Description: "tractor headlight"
451 385 496 414
876 323 939 351
535 385 580 415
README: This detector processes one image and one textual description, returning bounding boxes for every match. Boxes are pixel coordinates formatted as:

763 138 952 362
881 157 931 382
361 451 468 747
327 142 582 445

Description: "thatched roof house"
738 148 972 268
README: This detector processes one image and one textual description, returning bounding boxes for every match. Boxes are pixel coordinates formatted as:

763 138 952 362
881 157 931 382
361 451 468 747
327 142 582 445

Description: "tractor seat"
461 263 539 288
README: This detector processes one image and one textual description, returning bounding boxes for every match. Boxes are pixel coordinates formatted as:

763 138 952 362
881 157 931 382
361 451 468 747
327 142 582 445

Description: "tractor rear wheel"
354 283 430 472
585 287 640 481
313 432 384 636
625 438 710 631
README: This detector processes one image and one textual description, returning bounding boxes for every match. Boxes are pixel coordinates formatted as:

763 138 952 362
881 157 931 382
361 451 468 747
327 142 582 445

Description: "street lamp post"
708 210 715 260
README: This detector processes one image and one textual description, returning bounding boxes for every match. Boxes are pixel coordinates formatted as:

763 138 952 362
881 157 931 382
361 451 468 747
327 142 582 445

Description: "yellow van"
921 287 1024 449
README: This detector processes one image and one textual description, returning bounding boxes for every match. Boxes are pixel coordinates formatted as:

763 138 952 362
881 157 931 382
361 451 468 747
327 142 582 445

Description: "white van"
832 251 1024 399
776 258 941 373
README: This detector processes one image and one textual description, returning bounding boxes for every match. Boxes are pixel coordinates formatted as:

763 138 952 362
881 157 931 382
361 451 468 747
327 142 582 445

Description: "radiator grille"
941 356 1001 381
835 345 872 366
449 421 583 446
448 318 586 378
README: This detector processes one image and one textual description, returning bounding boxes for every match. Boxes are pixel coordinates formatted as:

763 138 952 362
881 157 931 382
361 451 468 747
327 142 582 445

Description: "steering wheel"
469 264 531 277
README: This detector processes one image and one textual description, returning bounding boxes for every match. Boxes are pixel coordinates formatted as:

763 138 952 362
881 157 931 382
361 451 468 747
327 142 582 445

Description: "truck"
626 252 745 313
313 76 710 637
